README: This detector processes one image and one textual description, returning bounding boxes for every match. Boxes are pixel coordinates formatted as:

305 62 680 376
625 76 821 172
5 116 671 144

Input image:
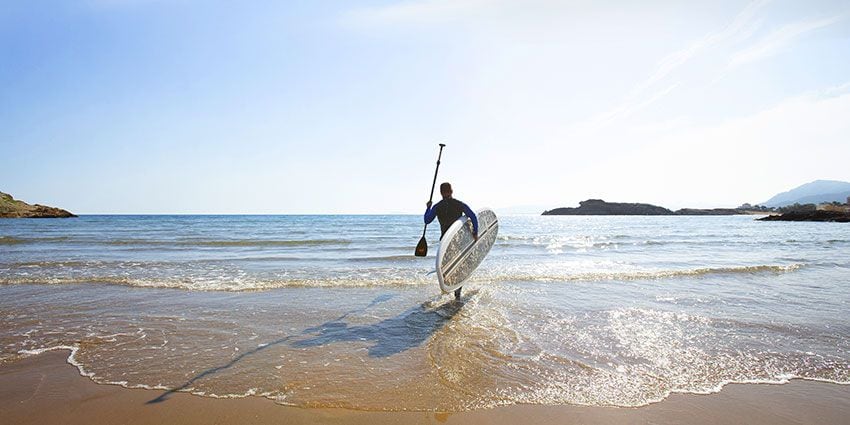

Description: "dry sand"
2 349 849 425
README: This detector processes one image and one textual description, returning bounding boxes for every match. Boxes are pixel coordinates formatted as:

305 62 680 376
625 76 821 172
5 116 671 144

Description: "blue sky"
2 0 849 213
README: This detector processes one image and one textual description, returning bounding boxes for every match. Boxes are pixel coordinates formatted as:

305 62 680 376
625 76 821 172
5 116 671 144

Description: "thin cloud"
632 0 770 96
816 81 850 99
726 15 843 70
591 0 771 128
593 83 681 125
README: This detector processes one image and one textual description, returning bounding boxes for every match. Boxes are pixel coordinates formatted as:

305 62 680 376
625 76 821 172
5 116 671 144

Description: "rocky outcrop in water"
543 199 673 215
0 192 76 218
758 210 850 222
542 200 762 216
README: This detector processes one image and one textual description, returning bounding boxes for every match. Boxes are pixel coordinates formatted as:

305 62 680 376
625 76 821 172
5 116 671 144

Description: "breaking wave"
0 263 804 292
0 236 70 244
0 236 350 247
106 239 351 247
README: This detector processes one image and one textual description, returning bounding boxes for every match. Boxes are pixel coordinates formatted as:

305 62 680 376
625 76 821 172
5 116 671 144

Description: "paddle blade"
415 236 428 257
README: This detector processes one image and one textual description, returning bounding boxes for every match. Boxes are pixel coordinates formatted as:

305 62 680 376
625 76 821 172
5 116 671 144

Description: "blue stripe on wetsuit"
424 201 479 234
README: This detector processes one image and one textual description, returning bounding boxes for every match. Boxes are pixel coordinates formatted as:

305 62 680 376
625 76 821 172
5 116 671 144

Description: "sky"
2 0 849 214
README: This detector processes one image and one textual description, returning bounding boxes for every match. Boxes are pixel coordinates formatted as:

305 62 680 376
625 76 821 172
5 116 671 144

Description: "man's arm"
424 201 438 224
461 203 479 235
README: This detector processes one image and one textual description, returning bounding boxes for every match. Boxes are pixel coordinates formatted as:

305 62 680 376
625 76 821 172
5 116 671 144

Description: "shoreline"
3 350 850 424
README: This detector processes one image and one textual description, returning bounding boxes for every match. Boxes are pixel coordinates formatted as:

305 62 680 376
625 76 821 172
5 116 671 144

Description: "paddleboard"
436 208 499 293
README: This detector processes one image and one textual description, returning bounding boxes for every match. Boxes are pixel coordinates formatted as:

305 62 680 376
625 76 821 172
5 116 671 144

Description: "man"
424 182 478 299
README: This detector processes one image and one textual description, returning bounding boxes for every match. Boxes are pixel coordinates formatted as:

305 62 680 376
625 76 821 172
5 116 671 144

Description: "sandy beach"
2 349 848 425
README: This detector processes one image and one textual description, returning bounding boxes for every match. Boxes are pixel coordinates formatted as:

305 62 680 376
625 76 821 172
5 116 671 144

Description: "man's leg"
454 287 462 300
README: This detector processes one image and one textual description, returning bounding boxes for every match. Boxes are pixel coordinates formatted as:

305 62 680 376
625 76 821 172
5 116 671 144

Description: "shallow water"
1 215 849 410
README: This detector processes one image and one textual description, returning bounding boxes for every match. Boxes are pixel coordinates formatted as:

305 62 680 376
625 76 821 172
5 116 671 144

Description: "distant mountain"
783 191 850 206
762 180 850 207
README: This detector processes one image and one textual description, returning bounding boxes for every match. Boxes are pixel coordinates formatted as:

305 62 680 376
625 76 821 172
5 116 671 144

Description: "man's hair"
440 182 452 193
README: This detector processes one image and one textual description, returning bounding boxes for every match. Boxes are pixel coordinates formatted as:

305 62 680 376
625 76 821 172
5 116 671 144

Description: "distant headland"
541 199 762 216
541 180 850 221
0 192 76 218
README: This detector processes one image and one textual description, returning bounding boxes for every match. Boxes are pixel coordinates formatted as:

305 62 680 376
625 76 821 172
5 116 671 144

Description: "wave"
2 260 96 268
16 345 94 378
0 236 70 245
499 238 784 251
477 264 803 283
494 235 739 250
0 236 351 247
347 255 418 262
106 239 351 247
1 255 415 269
0 276 430 291
0 264 804 291
584 264 804 280
0 236 24 245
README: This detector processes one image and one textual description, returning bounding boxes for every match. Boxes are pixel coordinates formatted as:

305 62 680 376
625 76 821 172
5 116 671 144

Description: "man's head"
439 182 453 199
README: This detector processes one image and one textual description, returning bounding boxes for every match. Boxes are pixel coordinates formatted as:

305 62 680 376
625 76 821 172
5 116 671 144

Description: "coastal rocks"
542 199 765 216
543 199 674 215
758 210 850 222
0 192 76 218
543 199 766 215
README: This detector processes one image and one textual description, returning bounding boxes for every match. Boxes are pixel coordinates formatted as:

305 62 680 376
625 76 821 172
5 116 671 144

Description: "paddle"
415 143 446 257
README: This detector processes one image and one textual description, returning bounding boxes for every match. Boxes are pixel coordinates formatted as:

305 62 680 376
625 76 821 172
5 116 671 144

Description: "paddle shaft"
421 144 446 237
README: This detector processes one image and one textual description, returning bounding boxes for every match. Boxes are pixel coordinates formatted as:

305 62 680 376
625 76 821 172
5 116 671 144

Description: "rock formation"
0 192 76 218
542 200 762 216
758 210 850 222
542 199 674 215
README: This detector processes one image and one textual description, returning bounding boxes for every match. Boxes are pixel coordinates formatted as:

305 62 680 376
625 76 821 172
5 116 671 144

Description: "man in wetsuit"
424 182 479 300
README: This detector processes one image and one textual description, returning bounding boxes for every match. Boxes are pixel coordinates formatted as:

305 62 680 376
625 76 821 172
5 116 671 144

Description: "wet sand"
2 350 849 425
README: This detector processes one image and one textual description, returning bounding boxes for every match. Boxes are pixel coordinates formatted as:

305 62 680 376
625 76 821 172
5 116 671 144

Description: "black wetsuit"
423 198 478 299
423 198 479 239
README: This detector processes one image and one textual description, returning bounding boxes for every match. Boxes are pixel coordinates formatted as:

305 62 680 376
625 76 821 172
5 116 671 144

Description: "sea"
1 214 849 411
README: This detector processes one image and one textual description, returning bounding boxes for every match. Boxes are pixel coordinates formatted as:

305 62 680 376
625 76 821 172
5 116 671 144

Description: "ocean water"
1 214 849 410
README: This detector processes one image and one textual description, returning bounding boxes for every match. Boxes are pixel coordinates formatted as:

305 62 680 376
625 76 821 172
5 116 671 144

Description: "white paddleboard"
436 208 499 293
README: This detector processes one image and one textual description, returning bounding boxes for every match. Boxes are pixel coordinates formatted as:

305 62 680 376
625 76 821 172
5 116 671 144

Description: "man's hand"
473 232 479 242
426 201 432 209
